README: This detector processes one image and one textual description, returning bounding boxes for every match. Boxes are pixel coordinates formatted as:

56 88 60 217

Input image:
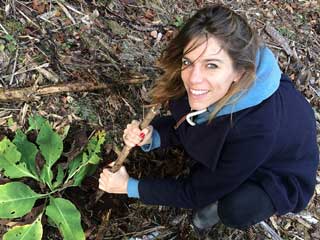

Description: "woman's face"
181 36 242 110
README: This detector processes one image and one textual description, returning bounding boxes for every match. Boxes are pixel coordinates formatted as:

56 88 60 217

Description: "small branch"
9 49 19 85
2 63 50 79
36 67 60 83
56 1 76 24
16 8 41 30
0 81 113 102
264 24 298 60
64 3 86 16
93 104 161 204
259 221 283 240
0 22 9 34
95 209 112 240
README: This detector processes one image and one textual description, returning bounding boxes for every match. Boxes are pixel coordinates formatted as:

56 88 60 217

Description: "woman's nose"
188 65 203 84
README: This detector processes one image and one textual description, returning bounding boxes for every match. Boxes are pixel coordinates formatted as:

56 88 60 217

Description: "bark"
0 82 112 102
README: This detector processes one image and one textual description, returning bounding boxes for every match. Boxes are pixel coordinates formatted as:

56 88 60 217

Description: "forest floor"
0 0 319 239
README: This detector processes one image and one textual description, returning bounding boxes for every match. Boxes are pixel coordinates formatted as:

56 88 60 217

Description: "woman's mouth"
190 88 209 96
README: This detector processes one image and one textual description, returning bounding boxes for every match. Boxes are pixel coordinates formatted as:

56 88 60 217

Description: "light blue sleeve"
127 177 140 198
140 129 161 152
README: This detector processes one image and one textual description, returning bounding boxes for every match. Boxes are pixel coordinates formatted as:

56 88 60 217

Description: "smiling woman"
181 36 243 111
98 4 319 238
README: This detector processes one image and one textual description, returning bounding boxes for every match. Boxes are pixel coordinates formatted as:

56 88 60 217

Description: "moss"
3 19 23 35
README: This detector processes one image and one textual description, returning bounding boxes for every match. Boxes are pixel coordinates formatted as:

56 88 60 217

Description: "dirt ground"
0 0 319 239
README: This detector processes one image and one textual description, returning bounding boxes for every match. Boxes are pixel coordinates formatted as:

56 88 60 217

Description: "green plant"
173 16 184 28
0 115 106 240
277 27 295 39
2 34 17 53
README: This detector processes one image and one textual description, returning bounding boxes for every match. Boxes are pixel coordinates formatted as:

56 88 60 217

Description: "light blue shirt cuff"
141 129 161 152
127 177 140 198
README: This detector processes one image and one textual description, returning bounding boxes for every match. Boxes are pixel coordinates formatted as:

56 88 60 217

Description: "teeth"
190 89 209 95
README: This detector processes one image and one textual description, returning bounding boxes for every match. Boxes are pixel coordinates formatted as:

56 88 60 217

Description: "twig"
111 104 160 172
259 221 283 240
9 49 19 85
2 63 50 79
0 22 9 34
38 10 58 21
103 226 165 239
95 209 112 240
36 67 60 83
64 3 86 16
56 1 76 24
93 104 161 204
264 24 298 60
16 8 41 30
0 81 113 102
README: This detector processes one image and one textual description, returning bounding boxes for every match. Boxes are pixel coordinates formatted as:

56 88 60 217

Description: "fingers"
98 166 129 194
123 120 152 147
138 126 153 146
98 169 110 192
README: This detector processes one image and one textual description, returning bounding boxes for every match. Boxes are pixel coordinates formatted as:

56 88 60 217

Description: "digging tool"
94 104 161 204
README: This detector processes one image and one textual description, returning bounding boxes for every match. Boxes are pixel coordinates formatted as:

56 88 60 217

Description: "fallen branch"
259 221 283 240
0 81 112 102
264 24 298 60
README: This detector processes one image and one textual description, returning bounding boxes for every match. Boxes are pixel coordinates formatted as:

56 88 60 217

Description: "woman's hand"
98 163 129 194
123 120 153 147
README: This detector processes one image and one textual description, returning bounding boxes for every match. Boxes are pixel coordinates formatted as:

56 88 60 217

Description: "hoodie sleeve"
138 127 276 209
148 115 181 148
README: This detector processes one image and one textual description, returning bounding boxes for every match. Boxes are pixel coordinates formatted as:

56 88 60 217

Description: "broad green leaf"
67 155 85 187
3 214 43 240
0 137 38 180
45 197 85 240
67 155 82 178
0 182 43 218
66 130 106 186
86 131 106 164
37 123 63 166
13 130 39 178
73 164 97 187
40 164 53 190
72 167 88 187
52 164 65 189
80 130 105 166
27 115 47 132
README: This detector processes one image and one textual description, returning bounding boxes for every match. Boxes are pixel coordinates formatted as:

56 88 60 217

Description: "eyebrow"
204 58 223 63
182 56 223 63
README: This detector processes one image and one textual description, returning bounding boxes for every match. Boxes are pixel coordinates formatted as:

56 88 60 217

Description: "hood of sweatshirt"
189 46 282 125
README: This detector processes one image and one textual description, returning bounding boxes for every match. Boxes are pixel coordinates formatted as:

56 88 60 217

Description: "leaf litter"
0 0 319 239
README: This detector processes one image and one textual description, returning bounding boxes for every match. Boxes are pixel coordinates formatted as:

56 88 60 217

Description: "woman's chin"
189 101 209 111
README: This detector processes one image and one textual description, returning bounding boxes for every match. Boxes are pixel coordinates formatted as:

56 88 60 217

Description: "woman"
99 4 319 235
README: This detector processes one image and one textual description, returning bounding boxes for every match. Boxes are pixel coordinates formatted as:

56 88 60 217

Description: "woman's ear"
233 70 245 83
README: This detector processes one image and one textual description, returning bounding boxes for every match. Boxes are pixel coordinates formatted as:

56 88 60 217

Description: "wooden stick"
259 221 283 240
111 104 161 172
0 82 112 101
94 104 161 204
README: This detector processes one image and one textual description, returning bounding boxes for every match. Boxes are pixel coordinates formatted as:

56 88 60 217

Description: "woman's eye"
207 63 217 69
182 59 190 66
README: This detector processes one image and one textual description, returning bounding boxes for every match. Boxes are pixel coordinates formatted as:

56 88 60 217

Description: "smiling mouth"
190 89 209 96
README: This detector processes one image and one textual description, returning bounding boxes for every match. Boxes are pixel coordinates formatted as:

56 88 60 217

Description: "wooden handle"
111 104 161 172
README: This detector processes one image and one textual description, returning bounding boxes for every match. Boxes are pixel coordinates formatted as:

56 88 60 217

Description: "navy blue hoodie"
128 47 319 214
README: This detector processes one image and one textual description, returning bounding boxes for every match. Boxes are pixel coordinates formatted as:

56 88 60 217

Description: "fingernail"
139 133 145 139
